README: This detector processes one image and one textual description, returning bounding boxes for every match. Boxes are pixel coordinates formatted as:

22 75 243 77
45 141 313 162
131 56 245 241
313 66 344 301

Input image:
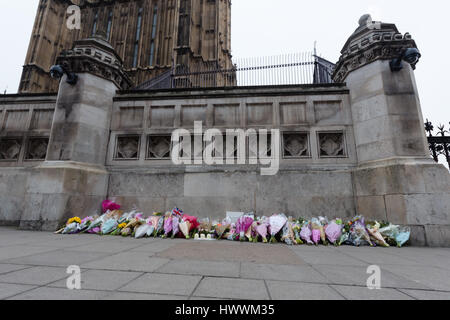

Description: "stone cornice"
332 19 418 83
56 37 133 90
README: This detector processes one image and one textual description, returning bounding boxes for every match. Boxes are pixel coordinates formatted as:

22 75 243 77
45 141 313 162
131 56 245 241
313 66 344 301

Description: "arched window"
149 5 158 66
106 10 113 41
132 7 143 68
91 11 98 36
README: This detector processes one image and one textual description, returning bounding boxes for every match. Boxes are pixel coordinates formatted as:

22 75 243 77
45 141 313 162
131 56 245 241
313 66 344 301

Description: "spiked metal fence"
136 52 335 90
425 120 450 169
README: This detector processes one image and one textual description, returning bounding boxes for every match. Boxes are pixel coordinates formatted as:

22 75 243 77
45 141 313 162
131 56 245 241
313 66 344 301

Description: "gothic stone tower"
19 0 233 93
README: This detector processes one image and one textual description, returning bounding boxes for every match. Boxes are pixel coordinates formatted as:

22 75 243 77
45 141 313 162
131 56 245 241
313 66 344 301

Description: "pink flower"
102 200 121 213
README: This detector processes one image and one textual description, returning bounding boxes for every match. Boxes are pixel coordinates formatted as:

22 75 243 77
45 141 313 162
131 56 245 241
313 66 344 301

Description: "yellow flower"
67 217 81 225
118 223 127 229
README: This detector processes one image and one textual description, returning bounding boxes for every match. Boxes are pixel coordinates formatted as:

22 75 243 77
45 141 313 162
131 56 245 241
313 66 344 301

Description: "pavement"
0 226 450 300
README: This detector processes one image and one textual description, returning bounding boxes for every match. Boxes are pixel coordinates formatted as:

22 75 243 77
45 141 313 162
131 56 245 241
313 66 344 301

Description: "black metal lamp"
390 48 421 72
49 65 78 85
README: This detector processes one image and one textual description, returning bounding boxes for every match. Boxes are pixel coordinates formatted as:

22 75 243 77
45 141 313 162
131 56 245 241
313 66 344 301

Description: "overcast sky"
0 0 449 129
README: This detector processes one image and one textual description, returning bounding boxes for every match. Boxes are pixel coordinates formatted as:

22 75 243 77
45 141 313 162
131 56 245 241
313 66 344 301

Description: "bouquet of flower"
255 217 269 243
59 216 82 234
198 218 213 237
318 216 329 245
102 200 121 213
162 212 173 238
245 221 259 242
350 216 374 246
215 217 231 240
121 227 132 237
179 219 191 239
325 219 343 245
101 219 118 235
292 222 304 244
110 222 127 236
379 224 410 247
310 218 322 245
171 216 180 239
268 214 287 243
235 215 254 242
366 221 389 247
83 214 107 234
281 219 296 245
135 223 152 239
182 215 199 235
153 215 165 237
300 221 313 245
77 216 94 233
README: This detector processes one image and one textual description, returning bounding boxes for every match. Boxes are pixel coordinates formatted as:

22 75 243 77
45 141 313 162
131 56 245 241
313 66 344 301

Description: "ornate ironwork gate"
425 120 450 169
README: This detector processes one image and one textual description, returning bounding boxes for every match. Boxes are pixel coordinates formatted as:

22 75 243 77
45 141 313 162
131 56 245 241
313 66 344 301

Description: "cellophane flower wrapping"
77 216 93 233
62 222 79 234
135 224 151 238
292 223 303 244
325 220 343 245
367 221 389 247
350 221 373 246
236 215 254 241
311 218 322 245
102 200 121 213
318 216 328 244
281 221 296 245
215 217 231 239
182 215 199 232
101 219 118 235
255 217 269 243
163 214 173 238
179 220 191 239
245 221 258 242
268 214 288 243
121 227 132 237
154 216 164 237
171 216 180 238
300 222 313 244
379 224 410 247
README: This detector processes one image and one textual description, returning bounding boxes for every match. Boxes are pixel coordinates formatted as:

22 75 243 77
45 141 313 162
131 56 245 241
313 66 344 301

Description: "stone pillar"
334 16 450 246
19 36 131 231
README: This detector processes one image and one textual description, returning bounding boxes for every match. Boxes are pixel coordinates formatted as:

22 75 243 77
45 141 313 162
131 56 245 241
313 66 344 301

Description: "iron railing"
425 120 450 169
136 52 335 90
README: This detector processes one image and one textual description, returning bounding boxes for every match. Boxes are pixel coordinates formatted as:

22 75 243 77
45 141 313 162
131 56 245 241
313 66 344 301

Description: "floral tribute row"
57 200 411 248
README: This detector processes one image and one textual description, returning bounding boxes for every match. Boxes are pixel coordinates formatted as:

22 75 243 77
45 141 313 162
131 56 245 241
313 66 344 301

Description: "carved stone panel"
30 109 54 130
318 132 346 157
147 135 172 159
249 133 272 158
0 138 22 161
4 110 29 131
115 135 140 160
181 105 207 127
247 103 273 126
213 104 240 126
283 133 309 158
25 138 49 160
314 101 343 124
119 107 144 129
280 103 307 125
150 106 175 128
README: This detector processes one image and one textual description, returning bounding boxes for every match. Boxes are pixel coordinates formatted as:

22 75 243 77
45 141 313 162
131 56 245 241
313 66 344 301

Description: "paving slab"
240 262 328 283
0 283 37 299
313 265 431 290
0 266 68 286
131 240 179 253
102 292 188 300
266 280 344 300
0 263 31 275
8 286 111 300
398 289 450 300
81 252 170 272
158 242 304 265
291 248 367 266
157 259 240 278
48 269 143 291
380 264 450 292
336 246 426 266
119 273 202 296
67 241 144 253
0 245 57 261
193 277 269 300
5 249 111 267
331 285 413 300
